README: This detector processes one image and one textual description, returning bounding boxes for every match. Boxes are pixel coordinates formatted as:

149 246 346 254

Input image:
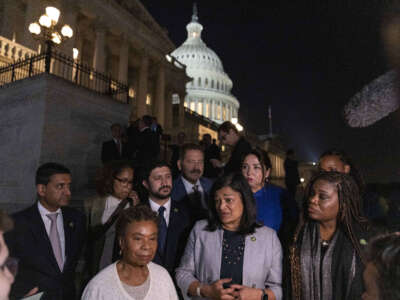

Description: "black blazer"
101 139 126 164
5 204 86 300
144 199 191 276
135 128 160 166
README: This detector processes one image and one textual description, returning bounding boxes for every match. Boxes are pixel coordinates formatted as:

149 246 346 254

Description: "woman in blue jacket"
241 149 283 231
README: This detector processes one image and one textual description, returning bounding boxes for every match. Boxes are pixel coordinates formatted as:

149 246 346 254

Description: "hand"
230 285 263 300
24 287 39 297
210 159 223 168
128 190 140 206
202 278 237 300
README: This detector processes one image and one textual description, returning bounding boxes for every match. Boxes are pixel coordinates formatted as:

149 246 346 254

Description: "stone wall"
0 74 129 212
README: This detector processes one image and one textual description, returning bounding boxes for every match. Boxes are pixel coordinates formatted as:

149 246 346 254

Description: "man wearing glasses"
4 163 86 300
211 121 252 174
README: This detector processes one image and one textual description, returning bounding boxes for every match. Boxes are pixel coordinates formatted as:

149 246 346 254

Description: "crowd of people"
0 120 399 300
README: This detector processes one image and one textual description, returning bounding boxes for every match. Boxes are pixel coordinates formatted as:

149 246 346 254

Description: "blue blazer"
254 184 284 232
171 176 213 205
5 204 86 300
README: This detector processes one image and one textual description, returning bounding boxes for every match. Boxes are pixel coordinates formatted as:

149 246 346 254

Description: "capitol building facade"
171 7 239 124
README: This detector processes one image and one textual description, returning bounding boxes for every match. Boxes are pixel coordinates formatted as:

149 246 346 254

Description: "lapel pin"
250 236 256 242
174 208 179 213
360 238 367 245
69 222 74 228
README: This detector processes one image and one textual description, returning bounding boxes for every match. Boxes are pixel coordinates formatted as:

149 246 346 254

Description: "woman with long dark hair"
286 172 371 300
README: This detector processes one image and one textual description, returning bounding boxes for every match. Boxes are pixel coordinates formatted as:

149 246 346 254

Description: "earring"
119 249 122 256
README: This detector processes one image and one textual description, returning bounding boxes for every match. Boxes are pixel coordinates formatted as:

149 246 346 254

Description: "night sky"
143 1 398 181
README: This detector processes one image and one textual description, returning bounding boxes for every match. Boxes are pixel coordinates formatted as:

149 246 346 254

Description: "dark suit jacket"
224 137 252 174
101 139 126 164
135 128 160 167
171 176 213 223
144 199 191 276
5 204 86 300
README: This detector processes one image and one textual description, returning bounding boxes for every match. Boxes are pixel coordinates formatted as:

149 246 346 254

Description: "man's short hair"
218 121 238 134
142 161 171 182
110 123 121 130
141 115 153 127
35 162 71 185
179 143 204 161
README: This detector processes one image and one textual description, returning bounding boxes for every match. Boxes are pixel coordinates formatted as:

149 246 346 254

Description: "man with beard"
171 143 213 223
142 161 191 278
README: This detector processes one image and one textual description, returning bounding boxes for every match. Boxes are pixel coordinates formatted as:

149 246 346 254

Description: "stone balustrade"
0 36 36 63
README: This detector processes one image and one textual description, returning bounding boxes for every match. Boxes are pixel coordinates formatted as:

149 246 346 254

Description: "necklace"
321 240 330 247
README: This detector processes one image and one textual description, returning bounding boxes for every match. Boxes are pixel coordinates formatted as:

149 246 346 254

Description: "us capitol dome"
170 5 240 124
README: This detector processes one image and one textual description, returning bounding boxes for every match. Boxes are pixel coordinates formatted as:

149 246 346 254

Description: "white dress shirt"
181 176 207 208
149 198 171 226
37 201 66 264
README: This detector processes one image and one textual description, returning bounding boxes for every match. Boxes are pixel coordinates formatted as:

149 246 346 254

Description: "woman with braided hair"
285 172 372 300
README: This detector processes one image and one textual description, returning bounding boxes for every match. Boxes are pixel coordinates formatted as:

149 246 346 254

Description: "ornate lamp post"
28 6 73 73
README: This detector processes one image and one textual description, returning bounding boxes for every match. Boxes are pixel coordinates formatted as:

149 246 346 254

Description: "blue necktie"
158 206 167 255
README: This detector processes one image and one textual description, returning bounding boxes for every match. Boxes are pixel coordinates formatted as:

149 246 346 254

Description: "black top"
224 137 252 174
220 229 245 285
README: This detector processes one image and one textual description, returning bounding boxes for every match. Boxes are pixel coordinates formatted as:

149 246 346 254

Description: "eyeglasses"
0 257 18 277
114 177 133 185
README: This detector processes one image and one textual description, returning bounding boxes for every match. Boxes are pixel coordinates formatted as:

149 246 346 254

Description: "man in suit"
135 115 160 167
171 143 213 223
211 121 252 174
141 161 191 277
101 123 126 164
5 163 86 300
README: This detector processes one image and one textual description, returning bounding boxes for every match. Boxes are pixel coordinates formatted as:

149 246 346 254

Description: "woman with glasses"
176 173 282 300
84 160 140 277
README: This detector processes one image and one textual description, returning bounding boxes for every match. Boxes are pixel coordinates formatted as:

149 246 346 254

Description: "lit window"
190 101 195 111
146 94 151 105
205 78 208 86
129 88 135 98
184 101 188 108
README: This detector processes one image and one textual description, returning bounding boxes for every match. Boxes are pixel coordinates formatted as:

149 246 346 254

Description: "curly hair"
366 232 400 300
289 171 369 300
115 205 159 239
96 160 134 196
319 149 366 195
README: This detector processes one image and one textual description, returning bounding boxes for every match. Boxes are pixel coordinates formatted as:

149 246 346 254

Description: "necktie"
47 213 63 271
157 206 167 255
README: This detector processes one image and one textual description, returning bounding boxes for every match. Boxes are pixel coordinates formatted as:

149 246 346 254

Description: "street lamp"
28 6 73 72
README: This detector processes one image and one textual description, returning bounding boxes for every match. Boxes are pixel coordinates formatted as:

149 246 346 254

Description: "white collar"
181 176 202 193
37 200 62 217
148 197 171 211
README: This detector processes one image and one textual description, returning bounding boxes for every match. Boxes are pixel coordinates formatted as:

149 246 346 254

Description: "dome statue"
171 3 240 124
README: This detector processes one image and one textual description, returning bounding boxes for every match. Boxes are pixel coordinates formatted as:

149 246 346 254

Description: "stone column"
92 22 106 73
136 53 149 118
194 98 198 114
179 92 186 129
118 36 129 84
202 99 206 116
59 4 78 57
1 1 18 40
165 90 173 131
154 62 166 127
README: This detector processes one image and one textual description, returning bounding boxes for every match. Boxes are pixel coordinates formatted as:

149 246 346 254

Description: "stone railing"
0 36 37 63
